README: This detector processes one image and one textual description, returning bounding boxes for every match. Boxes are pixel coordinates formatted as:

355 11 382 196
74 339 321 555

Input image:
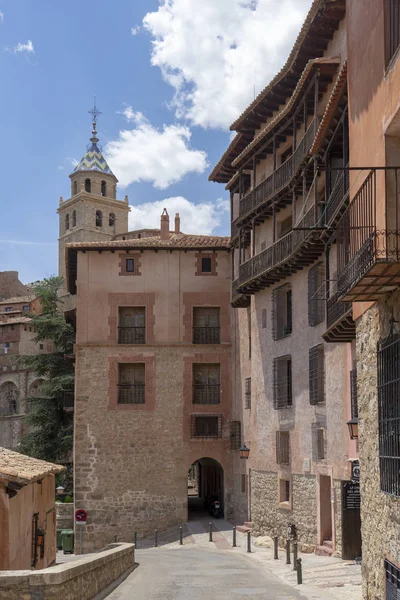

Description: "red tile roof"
66 233 230 250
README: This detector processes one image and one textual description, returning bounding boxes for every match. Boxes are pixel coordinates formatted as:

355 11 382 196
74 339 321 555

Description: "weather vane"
89 97 101 142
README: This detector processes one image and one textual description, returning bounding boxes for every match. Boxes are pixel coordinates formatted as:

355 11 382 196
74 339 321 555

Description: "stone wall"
56 502 74 531
356 296 400 599
251 470 317 552
333 479 343 558
0 543 134 600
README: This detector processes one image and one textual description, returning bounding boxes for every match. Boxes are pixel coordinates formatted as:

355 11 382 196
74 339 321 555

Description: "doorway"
319 475 333 545
187 457 224 518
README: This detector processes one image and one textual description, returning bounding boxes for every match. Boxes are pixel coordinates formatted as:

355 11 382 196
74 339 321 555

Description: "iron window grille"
273 355 292 409
309 344 325 405
312 424 325 461
385 558 400 599
118 307 146 344
350 368 358 419
378 332 400 496
385 0 400 68
276 431 290 464
244 377 251 409
230 421 241 450
193 307 220 344
118 363 146 404
279 479 291 503
193 364 221 404
272 284 292 340
284 480 290 503
191 414 222 439
308 262 325 327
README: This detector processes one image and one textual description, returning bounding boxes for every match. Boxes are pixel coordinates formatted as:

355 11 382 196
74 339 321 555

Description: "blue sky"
0 0 311 284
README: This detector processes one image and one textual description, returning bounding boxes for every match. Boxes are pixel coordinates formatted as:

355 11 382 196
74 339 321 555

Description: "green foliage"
19 276 75 464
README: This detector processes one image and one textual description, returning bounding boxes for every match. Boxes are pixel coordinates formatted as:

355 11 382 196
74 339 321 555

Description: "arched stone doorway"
0 382 19 417
187 457 224 517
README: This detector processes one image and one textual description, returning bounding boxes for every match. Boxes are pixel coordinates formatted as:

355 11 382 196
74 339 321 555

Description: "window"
309 344 325 405
385 0 400 68
191 414 222 438
201 257 212 273
278 216 292 239
272 284 292 340
244 377 251 409
118 307 145 344
385 558 400 599
118 363 145 404
126 258 135 273
229 421 241 450
308 262 325 327
23 305 29 311
96 210 102 227
247 305 251 359
241 474 246 493
5 342 10 349
109 213 115 227
350 367 358 419
73 181 78 195
85 178 91 193
276 431 290 465
273 355 292 409
101 180 107 196
72 210 76 227
262 308 267 329
39 344 44 350
279 479 291 504
193 307 220 344
193 364 220 404
65 214 70 231
5 307 12 312
312 424 325 461
378 333 400 496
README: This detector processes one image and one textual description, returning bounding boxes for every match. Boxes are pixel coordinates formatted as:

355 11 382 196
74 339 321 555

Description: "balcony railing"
118 327 146 344
326 291 352 329
193 327 220 344
231 278 251 308
337 168 400 301
193 384 221 404
118 384 145 404
350 368 358 419
322 290 355 343
238 118 317 221
325 167 349 226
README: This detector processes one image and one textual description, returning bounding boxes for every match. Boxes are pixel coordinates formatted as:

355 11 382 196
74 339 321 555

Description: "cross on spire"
89 97 101 143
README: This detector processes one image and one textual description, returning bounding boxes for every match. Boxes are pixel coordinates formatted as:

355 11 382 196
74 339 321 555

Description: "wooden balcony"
238 118 317 225
237 206 324 294
231 278 250 308
322 291 355 343
337 168 400 301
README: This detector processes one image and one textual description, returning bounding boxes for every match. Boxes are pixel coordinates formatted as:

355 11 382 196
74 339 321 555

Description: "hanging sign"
343 482 360 510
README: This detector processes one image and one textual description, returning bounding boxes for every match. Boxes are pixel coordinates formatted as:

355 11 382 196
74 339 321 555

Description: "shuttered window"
276 431 290 464
272 284 292 340
273 355 292 409
308 262 325 327
309 344 325 405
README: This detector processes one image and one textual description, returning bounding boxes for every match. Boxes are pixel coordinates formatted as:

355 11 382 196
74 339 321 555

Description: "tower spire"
88 97 101 144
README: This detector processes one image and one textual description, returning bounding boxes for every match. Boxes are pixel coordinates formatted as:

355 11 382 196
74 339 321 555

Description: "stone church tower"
58 106 130 304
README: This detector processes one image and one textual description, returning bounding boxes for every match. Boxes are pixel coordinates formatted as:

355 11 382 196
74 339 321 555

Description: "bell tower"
58 103 130 300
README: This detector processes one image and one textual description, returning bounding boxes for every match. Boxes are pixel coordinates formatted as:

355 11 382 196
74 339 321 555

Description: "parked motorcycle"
210 499 223 519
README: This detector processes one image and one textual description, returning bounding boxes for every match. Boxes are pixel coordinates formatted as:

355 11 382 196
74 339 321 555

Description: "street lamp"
347 418 359 440
239 444 250 459
56 485 65 496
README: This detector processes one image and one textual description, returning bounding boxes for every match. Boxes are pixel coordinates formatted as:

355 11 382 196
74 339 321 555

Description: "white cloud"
67 157 79 167
12 40 34 54
128 196 229 235
143 0 312 129
0 239 56 247
0 12 4 24
131 25 141 36
57 165 64 171
105 107 208 189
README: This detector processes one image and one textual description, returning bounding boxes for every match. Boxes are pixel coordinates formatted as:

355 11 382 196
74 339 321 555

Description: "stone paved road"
105 546 307 600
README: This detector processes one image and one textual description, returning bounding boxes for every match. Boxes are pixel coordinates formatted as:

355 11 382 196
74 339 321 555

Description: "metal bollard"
155 529 158 547
114 534 117 543
134 531 137 549
273 536 279 560
292 541 298 571
296 558 303 585
232 526 237 547
247 530 251 553
209 522 213 542
286 538 291 564
179 526 183 545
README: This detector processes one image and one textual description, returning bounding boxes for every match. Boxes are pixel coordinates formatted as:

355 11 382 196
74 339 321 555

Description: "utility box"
56 530 63 550
61 529 74 554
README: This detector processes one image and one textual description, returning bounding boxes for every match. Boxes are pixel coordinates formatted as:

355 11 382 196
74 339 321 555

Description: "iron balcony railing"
238 206 317 289
118 327 146 344
193 384 221 404
239 118 317 221
193 327 220 344
118 384 145 404
325 166 349 226
326 290 352 329
350 368 358 419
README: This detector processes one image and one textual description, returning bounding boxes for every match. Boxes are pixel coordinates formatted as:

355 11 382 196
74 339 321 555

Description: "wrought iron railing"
239 118 317 220
350 368 358 419
118 384 145 404
193 384 221 404
191 414 222 438
325 166 349 226
193 327 220 344
118 327 146 344
326 291 352 329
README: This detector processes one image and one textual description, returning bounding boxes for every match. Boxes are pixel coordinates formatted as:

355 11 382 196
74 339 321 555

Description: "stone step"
323 540 333 549
236 525 252 534
315 545 334 557
244 521 253 528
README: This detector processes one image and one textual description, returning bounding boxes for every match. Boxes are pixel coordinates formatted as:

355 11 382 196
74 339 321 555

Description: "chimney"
175 213 180 234
160 208 170 240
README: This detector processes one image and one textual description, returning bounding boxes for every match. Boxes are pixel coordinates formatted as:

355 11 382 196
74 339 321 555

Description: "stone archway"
27 379 46 413
187 457 224 517
0 382 19 417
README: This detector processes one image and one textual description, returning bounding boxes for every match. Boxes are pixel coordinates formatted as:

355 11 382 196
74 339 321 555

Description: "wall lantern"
239 444 250 459
347 418 359 440
56 485 65 496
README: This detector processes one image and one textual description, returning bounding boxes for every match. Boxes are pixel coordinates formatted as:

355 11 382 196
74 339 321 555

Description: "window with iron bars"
350 367 358 419
272 284 292 340
312 424 325 461
308 262 325 327
273 355 292 409
193 364 220 404
276 430 290 464
118 307 146 344
230 421 241 450
190 414 222 439
193 307 220 344
118 363 145 404
378 333 400 496
385 558 400 599
309 344 325 405
244 377 251 409
385 0 400 68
